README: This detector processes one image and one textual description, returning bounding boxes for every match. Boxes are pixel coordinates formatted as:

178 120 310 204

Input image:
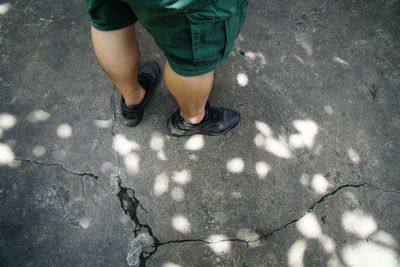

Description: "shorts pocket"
184 0 248 63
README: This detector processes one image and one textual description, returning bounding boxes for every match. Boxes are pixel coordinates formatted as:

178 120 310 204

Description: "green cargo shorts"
84 0 248 76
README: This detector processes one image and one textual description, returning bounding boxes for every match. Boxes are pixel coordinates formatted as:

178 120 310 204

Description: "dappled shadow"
1 0 400 266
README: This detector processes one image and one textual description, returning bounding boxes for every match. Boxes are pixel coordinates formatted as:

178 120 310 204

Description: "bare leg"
91 25 145 106
164 61 214 124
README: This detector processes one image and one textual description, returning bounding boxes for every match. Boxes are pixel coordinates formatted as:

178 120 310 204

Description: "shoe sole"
120 61 162 127
167 113 241 137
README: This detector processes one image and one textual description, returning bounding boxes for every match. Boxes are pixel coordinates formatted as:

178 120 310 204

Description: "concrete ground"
1 0 399 266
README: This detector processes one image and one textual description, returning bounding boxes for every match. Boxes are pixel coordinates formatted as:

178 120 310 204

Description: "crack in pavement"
14 157 99 180
116 182 160 267
116 181 399 266
109 89 157 266
107 88 234 265
15 129 399 267
225 182 398 245
108 84 400 266
114 182 246 266
253 183 368 243
109 88 166 266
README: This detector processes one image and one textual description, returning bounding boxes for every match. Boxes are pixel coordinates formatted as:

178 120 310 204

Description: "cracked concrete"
121 181 400 266
14 157 100 180
1 0 400 266
253 183 399 243
148 185 400 266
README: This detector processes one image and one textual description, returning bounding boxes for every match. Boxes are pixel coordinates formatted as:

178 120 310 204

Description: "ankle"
181 109 205 124
124 86 145 106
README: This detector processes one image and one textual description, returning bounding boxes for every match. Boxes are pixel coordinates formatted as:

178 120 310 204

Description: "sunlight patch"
162 263 182 267
79 217 91 229
124 152 140 174
157 151 167 161
347 148 361 164
319 235 336 253
333 57 350 68
226 157 245 173
327 255 342 267
236 228 260 242
296 212 322 239
288 239 307 267
342 241 399 267
153 173 169 196
255 121 273 136
150 132 165 151
172 215 191 234
28 110 50 123
150 132 167 161
245 51 256 59
310 174 331 194
0 3 12 15
342 209 377 238
113 134 140 156
237 73 249 87
324 105 333 115
265 138 292 159
245 51 267 65
57 123 72 139
170 186 185 201
254 121 292 159
0 143 14 166
171 169 192 185
299 174 310 187
289 120 319 149
255 161 271 179
185 134 204 151
253 133 265 147
94 119 112 128
206 234 231 255
0 113 16 130
370 231 398 247
32 145 46 157
295 32 313 56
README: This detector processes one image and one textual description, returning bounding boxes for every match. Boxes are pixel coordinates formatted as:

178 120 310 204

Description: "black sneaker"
120 60 161 127
167 102 240 137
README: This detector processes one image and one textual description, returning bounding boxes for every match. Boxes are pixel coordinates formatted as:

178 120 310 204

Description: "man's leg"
165 61 240 137
164 62 213 124
91 25 145 106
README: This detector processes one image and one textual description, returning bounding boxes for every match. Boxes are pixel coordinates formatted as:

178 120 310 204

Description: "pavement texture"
1 0 399 266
